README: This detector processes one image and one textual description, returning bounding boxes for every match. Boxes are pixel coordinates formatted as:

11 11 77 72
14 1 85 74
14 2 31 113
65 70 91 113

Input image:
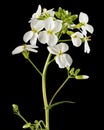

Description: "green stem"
58 39 71 42
27 58 42 76
49 76 71 105
42 53 52 130
18 113 28 124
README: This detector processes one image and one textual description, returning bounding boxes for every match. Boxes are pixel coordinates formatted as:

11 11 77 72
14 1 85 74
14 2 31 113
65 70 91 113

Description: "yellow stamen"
47 30 53 35
32 28 37 33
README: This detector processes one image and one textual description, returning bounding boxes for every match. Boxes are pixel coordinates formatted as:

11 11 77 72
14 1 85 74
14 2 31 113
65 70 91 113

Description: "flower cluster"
12 4 94 130
12 4 94 69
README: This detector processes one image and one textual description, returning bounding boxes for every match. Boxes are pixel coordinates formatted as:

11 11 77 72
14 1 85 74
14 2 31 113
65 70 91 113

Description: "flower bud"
12 104 19 113
22 123 31 129
75 75 89 79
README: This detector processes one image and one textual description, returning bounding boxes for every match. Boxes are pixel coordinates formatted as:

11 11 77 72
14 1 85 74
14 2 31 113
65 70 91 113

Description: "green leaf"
47 101 75 110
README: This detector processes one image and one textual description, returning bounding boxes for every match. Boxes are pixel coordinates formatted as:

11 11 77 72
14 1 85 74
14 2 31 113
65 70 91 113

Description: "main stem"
42 53 51 130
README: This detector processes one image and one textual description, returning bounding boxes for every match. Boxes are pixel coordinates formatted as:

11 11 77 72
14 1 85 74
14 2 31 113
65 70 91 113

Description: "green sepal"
22 51 29 59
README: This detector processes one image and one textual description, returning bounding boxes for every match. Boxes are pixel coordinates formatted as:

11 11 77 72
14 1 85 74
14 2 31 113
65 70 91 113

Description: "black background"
1 0 97 130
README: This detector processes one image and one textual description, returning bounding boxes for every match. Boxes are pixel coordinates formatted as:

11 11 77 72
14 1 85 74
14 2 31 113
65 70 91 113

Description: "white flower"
12 44 38 55
71 31 91 53
23 19 45 45
43 8 55 16
38 17 62 46
79 12 94 35
29 4 55 23
47 43 73 68
71 32 83 47
84 39 90 53
29 5 42 22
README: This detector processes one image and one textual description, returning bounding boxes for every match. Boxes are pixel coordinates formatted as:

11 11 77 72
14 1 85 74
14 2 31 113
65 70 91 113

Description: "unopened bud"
75 75 89 79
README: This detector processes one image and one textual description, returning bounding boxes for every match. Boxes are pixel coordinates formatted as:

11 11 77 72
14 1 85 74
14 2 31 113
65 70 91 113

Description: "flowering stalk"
42 53 52 130
27 58 42 76
11 4 94 130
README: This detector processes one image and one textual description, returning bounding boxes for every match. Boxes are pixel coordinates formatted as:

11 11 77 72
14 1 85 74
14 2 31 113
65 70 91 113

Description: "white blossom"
12 44 38 55
38 17 62 46
84 38 90 53
29 5 42 22
29 4 55 23
79 12 94 35
43 8 55 16
71 32 83 47
23 19 45 45
47 43 73 68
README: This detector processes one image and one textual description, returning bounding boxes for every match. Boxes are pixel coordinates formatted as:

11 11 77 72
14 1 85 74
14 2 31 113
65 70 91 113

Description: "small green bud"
12 104 19 113
67 31 74 36
75 68 80 76
22 123 31 129
69 67 75 75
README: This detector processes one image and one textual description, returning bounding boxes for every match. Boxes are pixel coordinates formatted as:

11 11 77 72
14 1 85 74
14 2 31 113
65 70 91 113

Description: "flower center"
73 35 78 38
32 28 37 33
47 30 53 35
23 44 27 49
58 50 63 56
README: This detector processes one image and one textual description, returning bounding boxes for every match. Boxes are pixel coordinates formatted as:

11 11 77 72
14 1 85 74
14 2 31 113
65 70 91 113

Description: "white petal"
63 54 73 67
47 34 58 46
84 41 90 53
36 5 41 16
26 45 38 49
72 37 82 47
47 43 69 54
79 12 89 23
71 32 83 47
12 46 24 55
27 48 38 53
85 24 94 34
47 45 59 55
76 32 83 38
60 43 69 52
30 33 38 45
53 20 62 33
47 9 55 16
45 17 54 30
31 20 45 31
23 31 33 43
81 27 87 35
55 54 73 68
55 55 65 68
31 5 41 19
38 31 48 44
